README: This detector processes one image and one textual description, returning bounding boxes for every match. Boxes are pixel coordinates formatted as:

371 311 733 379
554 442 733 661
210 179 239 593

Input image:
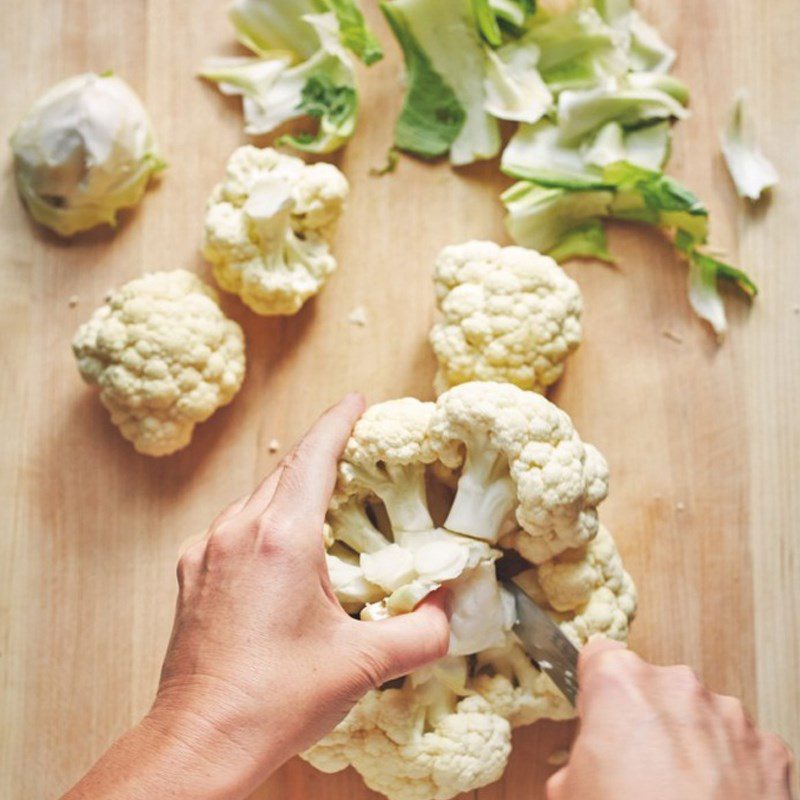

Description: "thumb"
361 590 451 683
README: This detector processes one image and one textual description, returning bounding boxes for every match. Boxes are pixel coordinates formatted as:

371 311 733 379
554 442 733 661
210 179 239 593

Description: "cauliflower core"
10 73 164 237
203 145 349 315
304 382 636 800
72 270 245 456
430 241 583 394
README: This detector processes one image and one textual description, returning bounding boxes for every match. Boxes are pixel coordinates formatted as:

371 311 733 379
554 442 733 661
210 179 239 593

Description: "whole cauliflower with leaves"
430 241 583 395
72 270 245 456
203 145 348 315
10 72 164 237
303 382 635 800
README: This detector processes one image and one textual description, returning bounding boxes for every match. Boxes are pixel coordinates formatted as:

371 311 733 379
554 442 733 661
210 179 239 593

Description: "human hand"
143 394 449 798
547 639 794 800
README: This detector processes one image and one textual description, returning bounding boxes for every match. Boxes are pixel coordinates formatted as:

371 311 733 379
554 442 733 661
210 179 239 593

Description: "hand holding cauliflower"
10 73 164 237
431 241 583 394
304 382 636 800
203 145 349 315
72 270 246 456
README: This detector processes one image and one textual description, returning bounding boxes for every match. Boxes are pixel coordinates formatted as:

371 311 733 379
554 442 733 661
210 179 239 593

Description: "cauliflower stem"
444 432 517 543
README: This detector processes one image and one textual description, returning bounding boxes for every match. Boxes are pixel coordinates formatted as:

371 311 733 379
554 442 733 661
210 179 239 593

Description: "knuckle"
663 664 706 695
176 544 203 584
762 734 793 768
585 649 644 688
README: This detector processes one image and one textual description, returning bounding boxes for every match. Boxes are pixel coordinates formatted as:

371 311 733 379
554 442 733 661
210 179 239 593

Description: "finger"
240 464 285 517
358 589 451 684
267 393 365 526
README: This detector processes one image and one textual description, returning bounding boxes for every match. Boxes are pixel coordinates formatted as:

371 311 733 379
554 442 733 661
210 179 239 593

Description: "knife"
502 579 580 706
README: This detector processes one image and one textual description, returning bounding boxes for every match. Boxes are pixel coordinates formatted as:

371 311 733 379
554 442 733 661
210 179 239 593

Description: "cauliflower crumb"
268 438 281 453
72 270 245 457
348 305 368 327
68 295 79 308
546 748 570 767
203 146 349 316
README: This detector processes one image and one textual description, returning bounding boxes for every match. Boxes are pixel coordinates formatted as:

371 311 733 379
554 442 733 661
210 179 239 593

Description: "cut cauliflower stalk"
203 145 349 315
430 241 583 395
303 382 636 800
10 72 164 237
72 270 245 457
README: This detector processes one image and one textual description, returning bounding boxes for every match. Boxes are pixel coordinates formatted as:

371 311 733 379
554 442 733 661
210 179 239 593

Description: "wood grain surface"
1 1 798 798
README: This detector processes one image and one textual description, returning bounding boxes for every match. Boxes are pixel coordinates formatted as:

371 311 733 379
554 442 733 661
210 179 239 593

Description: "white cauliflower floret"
72 270 245 456
303 673 512 800
338 398 443 535
430 241 582 395
202 145 348 315
429 382 609 560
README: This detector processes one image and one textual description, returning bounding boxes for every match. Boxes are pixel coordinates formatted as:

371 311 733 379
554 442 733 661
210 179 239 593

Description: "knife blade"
502 579 580 706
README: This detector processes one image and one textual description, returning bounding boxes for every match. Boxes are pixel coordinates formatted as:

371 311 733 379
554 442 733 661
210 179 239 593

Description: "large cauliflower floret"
72 270 245 456
430 382 609 561
303 671 512 800
430 241 583 395
202 145 349 315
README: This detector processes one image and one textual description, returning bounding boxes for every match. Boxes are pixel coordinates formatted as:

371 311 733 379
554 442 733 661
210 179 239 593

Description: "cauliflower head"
304 384 631 799
72 270 245 456
10 72 164 237
202 145 349 315
430 241 583 394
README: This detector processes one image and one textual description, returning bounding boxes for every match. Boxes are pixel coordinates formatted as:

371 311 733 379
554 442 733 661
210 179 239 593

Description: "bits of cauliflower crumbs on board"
68 295 79 308
268 439 281 454
676 501 686 511
662 329 684 344
547 749 570 767
347 306 368 327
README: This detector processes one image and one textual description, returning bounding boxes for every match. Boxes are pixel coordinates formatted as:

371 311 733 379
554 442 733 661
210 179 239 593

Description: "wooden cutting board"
0 1 797 798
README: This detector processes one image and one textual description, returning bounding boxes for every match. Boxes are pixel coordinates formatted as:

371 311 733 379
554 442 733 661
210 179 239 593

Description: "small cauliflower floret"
202 145 348 315
430 382 609 559
72 270 245 456
338 398 444 535
474 639 575 726
302 672 512 800
533 525 638 643
430 241 583 395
